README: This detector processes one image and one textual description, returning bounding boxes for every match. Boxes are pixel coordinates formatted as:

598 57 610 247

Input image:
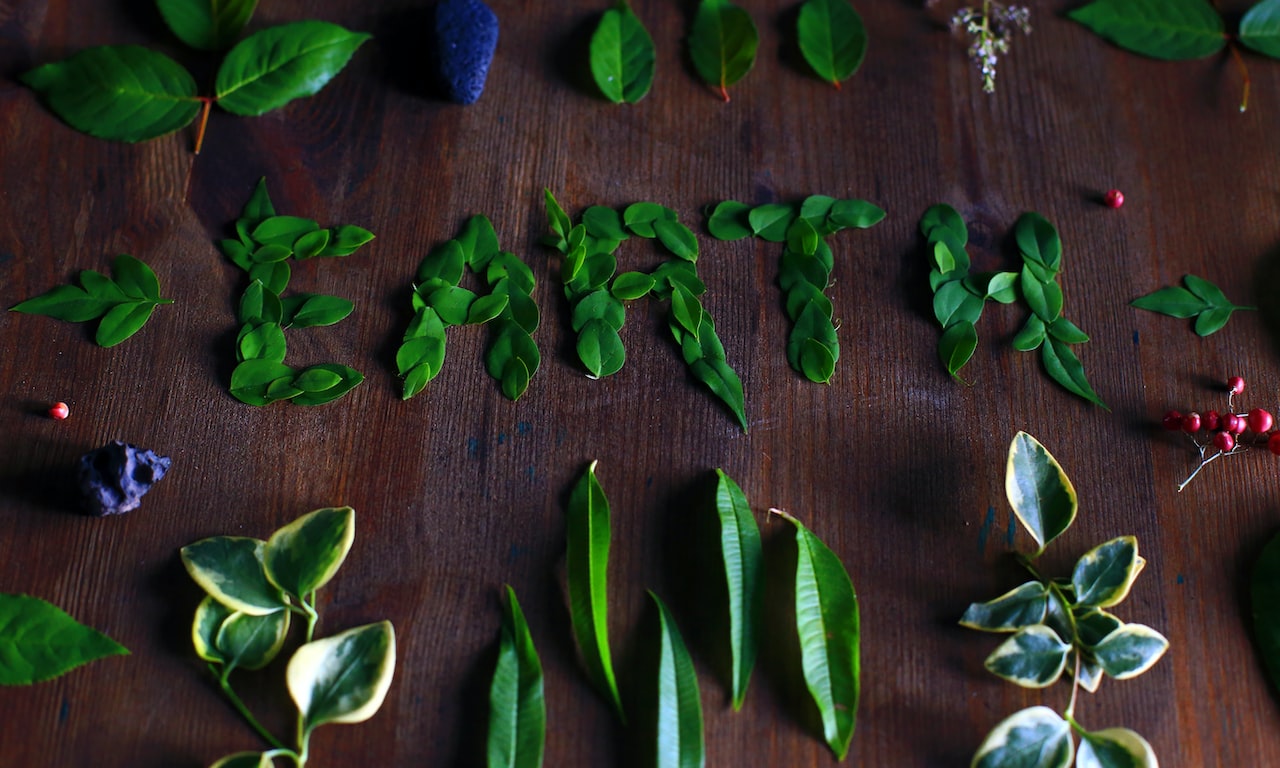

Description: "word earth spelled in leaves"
962 432 1167 768
181 507 395 768
0 593 128 686
22 1 368 151
10 254 172 347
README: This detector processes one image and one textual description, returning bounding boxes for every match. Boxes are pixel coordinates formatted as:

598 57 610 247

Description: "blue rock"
76 440 171 516
436 0 499 104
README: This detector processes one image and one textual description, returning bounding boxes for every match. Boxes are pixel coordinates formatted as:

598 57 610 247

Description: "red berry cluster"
1164 376 1280 491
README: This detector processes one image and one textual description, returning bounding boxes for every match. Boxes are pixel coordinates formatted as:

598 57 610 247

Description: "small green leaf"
1077 727 1159 768
1069 0 1226 60
707 200 753 240
669 287 704 338
229 359 296 405
1012 315 1046 352
457 215 502 270
318 225 376 257
281 294 355 328
689 0 759 101
934 281 984 328
1241 0 1280 58
0 594 128 685
796 0 867 88
180 537 287 615
287 621 396 734
467 293 510 325
1048 317 1090 344
1194 307 1236 337
1041 337 1108 409
799 337 837 384
748 203 796 242
828 199 886 230
248 261 290 295
1072 536 1144 609
157 0 257 51
263 507 355 600
21 45 201 142
291 364 362 405
623 202 677 238
582 206 629 242
1091 623 1169 679
971 706 1073 768
960 581 1049 633
1005 432 1077 556
111 254 163 299
96 301 158 347
589 7 656 104
215 607 291 672
714 470 761 710
650 592 706 768
610 271 656 301
192 595 234 665
488 586 545 768
565 461 624 720
11 284 115 322
216 21 371 115
654 219 699 261
983 624 1071 688
577 319 626 379
1014 212 1062 271
544 189 573 252
251 215 319 248
1130 285 1207 318
238 280 282 325
690 357 749 431
921 204 968 246
939 321 978 379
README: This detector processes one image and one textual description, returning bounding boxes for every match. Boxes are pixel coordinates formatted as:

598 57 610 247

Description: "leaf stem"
213 665 288 750
1064 651 1081 719
1229 42 1251 113
193 97 214 154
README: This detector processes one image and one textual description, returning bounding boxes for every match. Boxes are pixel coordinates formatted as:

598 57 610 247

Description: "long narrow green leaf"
215 21 371 116
488 586 545 768
713 470 761 710
589 7 656 104
688 0 759 101
651 592 705 768
565 461 624 720
1069 0 1226 61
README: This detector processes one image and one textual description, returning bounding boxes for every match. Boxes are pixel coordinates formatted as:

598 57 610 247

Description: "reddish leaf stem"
1230 42 1251 113
193 97 214 155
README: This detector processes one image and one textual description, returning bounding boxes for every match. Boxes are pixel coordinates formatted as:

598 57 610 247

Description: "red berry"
1203 410 1221 431
1214 431 1236 452
1162 410 1184 431
1270 432 1280 456
1181 412 1202 433
1249 408 1275 434
1104 189 1124 209
1224 414 1246 434
1229 376 1246 395
48 402 69 420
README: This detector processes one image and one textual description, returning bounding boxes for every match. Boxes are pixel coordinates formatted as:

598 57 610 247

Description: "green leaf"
111 254 163 299
1072 536 1144 609
582 206 629 242
1251 530 1280 698
920 204 968 246
1194 307 1236 336
318 225 376 257
589 7 656 104
214 606 291 672
1014 212 1062 271
971 706 1073 768
96 301 158 347
251 215 320 248
1074 608 1124 649
1005 432 1077 556
690 357 749 431
544 189 573 252
10 284 114 322
960 581 1049 633
748 203 796 242
215 21 371 115
689 0 759 101
623 202 677 238
157 0 257 51
796 0 867 87
238 280 283 325
248 261 290 295
192 595 234 665
707 200 753 240
714 470 761 710
263 507 355 600
781 511 858 761
229 359 296 405
1130 285 1207 318
670 287 704 338
650 592 706 768
1012 315 1046 352
241 177 277 223
294 229 331 259
291 364 362 405
572 290 625 333
281 293 355 328
577 319 626 379
1069 0 1226 60
983 624 1071 688
180 536 288 615
939 321 978 379
1241 0 1280 58
209 753 273 768
456 215 502 270
565 461 624 720
1047 317 1090 345
287 621 396 734
1041 337 1108 409
488 586 545 768
467 294 510 325
21 45 201 142
610 271 656 301
799 337 837 384
1077 727 1159 768
828 199 886 230
0 594 128 685
1091 623 1169 679
654 219 699 261
983 271 1019 304
486 325 541 401
933 280 984 328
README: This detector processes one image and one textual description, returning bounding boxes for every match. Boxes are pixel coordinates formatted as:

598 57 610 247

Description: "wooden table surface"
4 1 1280 765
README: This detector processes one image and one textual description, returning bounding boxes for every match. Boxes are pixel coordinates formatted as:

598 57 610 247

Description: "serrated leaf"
288 621 395 734
0 594 128 685
590 7 656 104
1241 0 1280 58
263 507 355 601
971 706 1073 768
1091 624 1169 679
1072 536 1144 609
1077 727 1159 768
488 586 545 768
960 581 1049 633
215 21 371 115
651 592 706 768
1006 432 1077 556
983 624 1071 688
157 0 257 51
180 536 288 615
1069 0 1225 60
21 45 201 142
797 0 867 88
714 470 761 710
689 0 758 101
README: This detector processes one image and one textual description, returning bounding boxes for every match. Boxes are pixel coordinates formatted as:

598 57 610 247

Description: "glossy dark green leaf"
238 280 283 325
318 225 376 257
707 200 753 240
1252 530 1280 699
180 536 288 615
248 261 291 295
689 0 758 101
572 290 626 333
0 594 128 685
1072 536 1144 609
1077 727 1159 768
1242 0 1280 58
21 45 201 142
933 280 983 328
669 287 704 338
96 301 157 347
714 470 761 709
214 606 291 672
111 254 162 299
650 592 705 768
589 6 656 104
11 285 115 323
1005 432 1077 556
1047 317 1090 344
1131 285 1206 318
654 219 699 261
215 21 371 115
938 320 978 379
1012 315 1046 352
972 706 1073 768
828 199 886 230
983 624 1070 688
799 338 837 384
288 621 396 734
229 359 296 405
1014 212 1062 271
488 586 545 768
281 293 355 328
960 581 1049 632
1041 337 1108 409
578 318 626 379
748 203 796 242
1020 266 1061 323
920 204 968 246
486 325 540 401
291 364 362 405
263 507 355 600
251 215 319 248
157 0 257 51
565 461 624 720
1091 623 1168 679
1194 307 1235 336
778 511 858 761
796 0 867 87
610 271 656 301
1069 0 1225 60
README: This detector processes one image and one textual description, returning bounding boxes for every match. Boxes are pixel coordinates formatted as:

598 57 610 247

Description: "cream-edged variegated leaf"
209 751 274 768
180 536 288 616
1077 727 1159 768
288 621 395 733
1005 432 1077 556
972 706 1073 768
1072 536 1144 609
192 595 234 664
983 624 1070 688
264 506 355 600
1092 623 1168 680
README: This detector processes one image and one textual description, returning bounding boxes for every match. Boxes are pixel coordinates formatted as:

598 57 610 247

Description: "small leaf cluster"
21 0 368 150
545 192 748 431
0 593 128 686
181 507 395 768
220 179 372 406
9 254 172 347
962 433 1167 768
397 215 540 401
1131 274 1255 337
708 195 886 384
920 206 1106 409
588 0 864 104
556 463 859 762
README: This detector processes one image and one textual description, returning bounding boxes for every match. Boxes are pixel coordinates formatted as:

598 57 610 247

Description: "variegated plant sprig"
961 433 1168 768
181 507 396 768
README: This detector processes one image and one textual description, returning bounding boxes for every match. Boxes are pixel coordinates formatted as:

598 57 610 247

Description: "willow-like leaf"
714 470 761 709
488 586 545 768
651 592 705 768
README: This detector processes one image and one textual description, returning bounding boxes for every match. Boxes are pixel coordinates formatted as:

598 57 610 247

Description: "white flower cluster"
950 1 1032 93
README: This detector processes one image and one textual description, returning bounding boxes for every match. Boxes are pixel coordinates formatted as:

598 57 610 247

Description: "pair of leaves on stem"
545 192 748 431
181 507 396 768
565 463 859 762
221 179 372 406
0 593 128 686
397 215 541 401
22 14 368 149
1130 274 1254 337
962 433 1166 768
589 0 864 103
10 254 172 347
709 195 886 384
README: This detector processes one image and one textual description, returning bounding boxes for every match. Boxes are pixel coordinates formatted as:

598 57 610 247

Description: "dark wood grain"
3 1 1280 765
